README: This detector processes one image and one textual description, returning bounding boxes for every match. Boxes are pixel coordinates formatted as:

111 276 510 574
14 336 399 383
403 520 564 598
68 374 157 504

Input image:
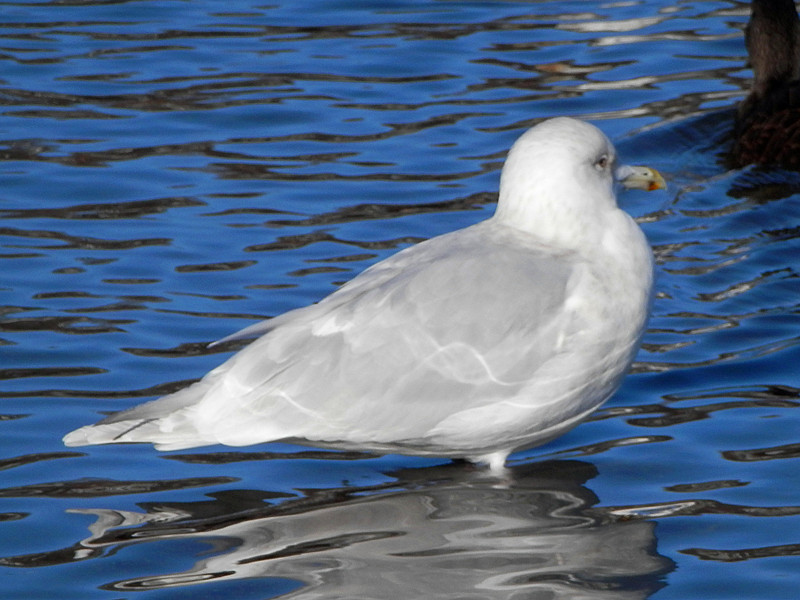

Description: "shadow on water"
1 459 673 599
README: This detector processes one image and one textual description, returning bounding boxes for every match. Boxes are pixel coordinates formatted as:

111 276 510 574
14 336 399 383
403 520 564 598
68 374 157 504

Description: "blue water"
2 0 800 598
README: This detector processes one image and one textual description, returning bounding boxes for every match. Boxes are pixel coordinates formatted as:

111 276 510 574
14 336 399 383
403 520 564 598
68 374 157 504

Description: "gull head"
493 117 664 245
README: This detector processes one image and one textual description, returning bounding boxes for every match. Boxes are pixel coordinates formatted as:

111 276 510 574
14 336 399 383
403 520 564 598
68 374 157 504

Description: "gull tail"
63 380 217 451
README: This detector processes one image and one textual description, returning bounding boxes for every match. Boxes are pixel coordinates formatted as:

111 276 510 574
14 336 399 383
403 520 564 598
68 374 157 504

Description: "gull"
64 117 665 474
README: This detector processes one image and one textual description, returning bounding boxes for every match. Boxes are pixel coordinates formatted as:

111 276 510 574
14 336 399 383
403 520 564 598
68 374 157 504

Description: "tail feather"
63 379 216 450
63 418 211 450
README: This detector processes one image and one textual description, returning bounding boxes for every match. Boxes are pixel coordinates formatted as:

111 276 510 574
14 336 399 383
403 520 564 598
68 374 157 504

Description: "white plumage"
64 117 662 473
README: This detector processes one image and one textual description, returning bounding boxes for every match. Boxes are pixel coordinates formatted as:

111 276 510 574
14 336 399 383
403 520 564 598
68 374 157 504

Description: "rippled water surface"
3 1 800 598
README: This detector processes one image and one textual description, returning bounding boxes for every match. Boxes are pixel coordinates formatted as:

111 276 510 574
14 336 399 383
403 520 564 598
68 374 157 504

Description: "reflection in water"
3 461 671 598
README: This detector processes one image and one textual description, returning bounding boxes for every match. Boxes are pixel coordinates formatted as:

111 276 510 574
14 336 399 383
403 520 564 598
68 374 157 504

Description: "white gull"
64 117 665 474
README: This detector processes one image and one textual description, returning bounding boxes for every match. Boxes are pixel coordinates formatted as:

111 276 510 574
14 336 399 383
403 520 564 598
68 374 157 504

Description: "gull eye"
595 155 609 170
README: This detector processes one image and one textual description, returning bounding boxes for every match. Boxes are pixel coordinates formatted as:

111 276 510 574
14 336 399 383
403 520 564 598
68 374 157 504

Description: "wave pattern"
2 1 800 599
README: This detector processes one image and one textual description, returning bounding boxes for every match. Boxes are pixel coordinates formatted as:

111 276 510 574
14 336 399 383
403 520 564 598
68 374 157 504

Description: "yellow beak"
617 165 666 192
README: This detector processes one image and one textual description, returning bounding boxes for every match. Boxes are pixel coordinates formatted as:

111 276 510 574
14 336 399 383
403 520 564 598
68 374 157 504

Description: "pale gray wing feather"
210 239 434 346
68 222 581 450
181 222 580 446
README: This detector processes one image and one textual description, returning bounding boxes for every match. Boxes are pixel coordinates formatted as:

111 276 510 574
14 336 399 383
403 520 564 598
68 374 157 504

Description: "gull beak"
616 165 666 192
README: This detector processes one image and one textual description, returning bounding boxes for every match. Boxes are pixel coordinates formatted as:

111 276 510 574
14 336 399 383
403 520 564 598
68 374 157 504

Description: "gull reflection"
67 460 672 598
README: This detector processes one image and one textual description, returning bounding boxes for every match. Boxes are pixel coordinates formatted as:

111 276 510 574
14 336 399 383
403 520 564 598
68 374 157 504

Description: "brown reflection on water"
597 385 800 429
263 191 495 228
0 475 238 500
722 442 800 462
608 499 800 520
0 378 196 400
0 313 134 337
0 197 204 220
682 542 800 562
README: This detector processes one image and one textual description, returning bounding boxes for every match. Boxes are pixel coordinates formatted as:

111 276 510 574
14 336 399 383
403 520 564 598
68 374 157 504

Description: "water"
2 0 799 598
